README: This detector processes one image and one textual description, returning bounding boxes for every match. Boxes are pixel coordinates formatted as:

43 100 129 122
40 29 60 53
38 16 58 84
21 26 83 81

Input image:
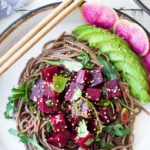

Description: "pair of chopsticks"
0 0 84 76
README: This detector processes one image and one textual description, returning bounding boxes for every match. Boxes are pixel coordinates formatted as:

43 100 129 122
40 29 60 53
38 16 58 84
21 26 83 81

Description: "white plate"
0 2 150 150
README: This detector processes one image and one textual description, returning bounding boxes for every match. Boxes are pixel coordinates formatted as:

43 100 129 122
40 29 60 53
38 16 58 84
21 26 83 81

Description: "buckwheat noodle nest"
15 33 149 150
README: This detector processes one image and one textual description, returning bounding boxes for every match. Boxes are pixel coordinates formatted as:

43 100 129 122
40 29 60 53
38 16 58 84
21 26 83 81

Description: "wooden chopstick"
0 0 73 67
0 0 84 76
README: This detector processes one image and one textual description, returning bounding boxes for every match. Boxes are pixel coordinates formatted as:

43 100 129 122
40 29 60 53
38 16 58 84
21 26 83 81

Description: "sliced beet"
37 97 58 113
99 105 116 124
87 117 98 132
30 79 58 101
114 19 149 56
47 129 71 148
86 88 101 103
67 115 82 133
49 113 67 132
65 82 84 101
104 79 121 99
89 68 103 87
41 66 59 82
76 132 94 149
76 70 89 85
82 2 118 29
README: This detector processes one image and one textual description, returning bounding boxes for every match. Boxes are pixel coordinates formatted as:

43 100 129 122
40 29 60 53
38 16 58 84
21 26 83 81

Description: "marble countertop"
0 0 150 34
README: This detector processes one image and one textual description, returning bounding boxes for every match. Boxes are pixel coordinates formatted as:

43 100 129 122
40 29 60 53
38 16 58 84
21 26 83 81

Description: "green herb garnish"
46 122 53 133
77 119 89 138
77 52 94 69
118 99 139 113
4 77 38 119
104 122 132 137
45 100 53 106
4 96 17 119
97 55 117 80
96 139 114 150
43 60 83 72
52 76 70 93
8 128 44 150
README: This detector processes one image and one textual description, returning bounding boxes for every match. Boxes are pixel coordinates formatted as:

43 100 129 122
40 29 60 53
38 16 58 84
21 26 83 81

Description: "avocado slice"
114 61 148 90
122 73 150 104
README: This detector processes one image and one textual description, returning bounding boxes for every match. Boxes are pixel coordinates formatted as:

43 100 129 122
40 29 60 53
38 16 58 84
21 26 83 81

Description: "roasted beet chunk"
37 97 58 113
76 120 94 149
47 129 71 148
65 82 84 101
86 88 101 102
89 68 103 87
77 132 94 149
104 79 121 99
99 105 117 124
49 113 67 132
42 66 58 82
76 70 89 85
30 79 58 101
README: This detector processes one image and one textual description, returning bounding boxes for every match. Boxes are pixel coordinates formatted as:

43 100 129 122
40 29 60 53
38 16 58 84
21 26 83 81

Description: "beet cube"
89 68 103 87
65 82 84 101
49 113 67 132
42 66 58 82
47 129 71 148
86 88 101 102
37 97 58 113
30 79 58 101
99 105 117 124
76 132 94 149
104 79 121 99
76 70 89 85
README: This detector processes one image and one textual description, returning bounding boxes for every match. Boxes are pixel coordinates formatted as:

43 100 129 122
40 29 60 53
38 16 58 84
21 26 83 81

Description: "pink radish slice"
114 19 149 56
82 2 119 29
141 50 150 73
113 20 131 41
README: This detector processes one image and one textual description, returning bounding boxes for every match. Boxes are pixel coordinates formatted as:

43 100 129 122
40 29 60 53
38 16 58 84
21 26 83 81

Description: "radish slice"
141 50 150 73
82 2 119 29
114 19 149 56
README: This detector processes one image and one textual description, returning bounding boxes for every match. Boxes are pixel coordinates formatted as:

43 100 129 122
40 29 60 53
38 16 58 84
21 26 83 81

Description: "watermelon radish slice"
141 50 150 73
82 2 119 29
114 19 149 56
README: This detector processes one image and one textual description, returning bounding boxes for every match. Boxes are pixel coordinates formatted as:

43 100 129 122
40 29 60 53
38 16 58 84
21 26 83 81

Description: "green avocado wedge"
122 73 150 104
72 25 150 104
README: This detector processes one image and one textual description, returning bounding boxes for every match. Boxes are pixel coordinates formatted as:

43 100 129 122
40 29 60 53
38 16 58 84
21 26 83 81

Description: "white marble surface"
0 0 150 34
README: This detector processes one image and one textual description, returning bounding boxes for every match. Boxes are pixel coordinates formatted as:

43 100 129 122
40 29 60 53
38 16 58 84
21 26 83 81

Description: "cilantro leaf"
113 123 132 137
8 128 44 150
97 55 117 80
52 76 70 93
77 119 89 138
4 96 17 119
43 60 83 72
104 122 132 137
96 139 113 150
4 77 38 119
46 122 53 133
77 52 94 69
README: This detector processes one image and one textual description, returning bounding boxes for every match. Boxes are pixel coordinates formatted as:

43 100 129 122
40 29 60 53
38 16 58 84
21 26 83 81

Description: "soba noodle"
14 33 149 150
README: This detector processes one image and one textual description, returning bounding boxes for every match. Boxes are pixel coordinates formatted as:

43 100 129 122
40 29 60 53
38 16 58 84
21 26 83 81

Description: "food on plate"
5 31 150 150
82 2 118 29
73 24 150 104
113 19 149 56
142 50 150 73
